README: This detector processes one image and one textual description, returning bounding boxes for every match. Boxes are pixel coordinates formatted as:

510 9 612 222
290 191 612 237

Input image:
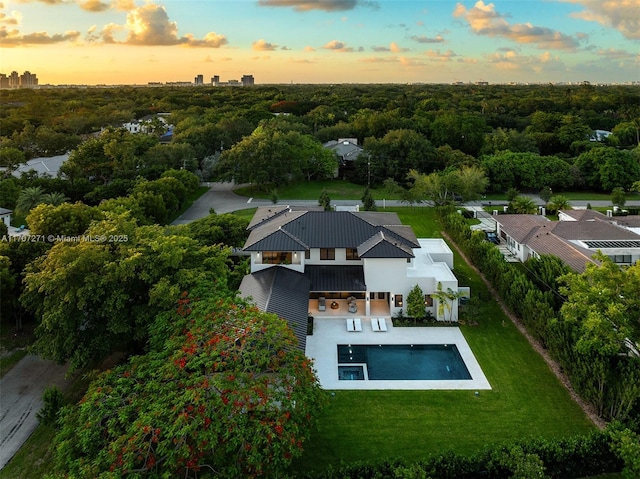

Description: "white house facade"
238 206 461 348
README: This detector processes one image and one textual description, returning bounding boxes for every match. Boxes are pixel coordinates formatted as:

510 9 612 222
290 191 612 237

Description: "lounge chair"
378 318 388 331
346 318 362 332
318 297 326 311
371 318 381 332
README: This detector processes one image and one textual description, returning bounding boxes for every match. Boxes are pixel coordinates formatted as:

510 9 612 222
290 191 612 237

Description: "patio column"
365 291 371 316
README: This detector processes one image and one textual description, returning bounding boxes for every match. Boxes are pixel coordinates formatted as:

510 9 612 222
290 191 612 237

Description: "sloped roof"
494 214 551 243
243 208 419 255
304 265 366 292
526 230 598 273
357 231 414 258
550 220 640 241
238 267 310 352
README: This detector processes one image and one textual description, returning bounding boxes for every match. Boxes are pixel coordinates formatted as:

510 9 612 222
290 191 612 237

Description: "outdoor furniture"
348 302 357 313
318 297 326 311
346 318 362 332
372 318 387 332
331 301 339 309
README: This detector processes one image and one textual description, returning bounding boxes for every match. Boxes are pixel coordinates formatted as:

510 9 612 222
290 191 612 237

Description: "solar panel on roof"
584 240 640 248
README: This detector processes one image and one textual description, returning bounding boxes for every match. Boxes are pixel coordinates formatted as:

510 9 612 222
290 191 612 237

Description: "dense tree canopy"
21 214 233 369
53 290 325 478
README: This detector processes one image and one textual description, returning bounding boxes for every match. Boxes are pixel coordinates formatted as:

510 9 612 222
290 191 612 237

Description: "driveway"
0 355 73 469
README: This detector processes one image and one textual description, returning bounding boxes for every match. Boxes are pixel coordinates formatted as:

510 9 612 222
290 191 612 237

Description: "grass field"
291 207 596 474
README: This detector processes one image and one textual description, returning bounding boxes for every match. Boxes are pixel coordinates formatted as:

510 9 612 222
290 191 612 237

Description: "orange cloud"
0 9 21 25
322 39 354 52
390 42 408 52
410 34 444 44
253 39 278 51
79 0 109 11
453 1 580 50
424 49 458 62
0 25 80 46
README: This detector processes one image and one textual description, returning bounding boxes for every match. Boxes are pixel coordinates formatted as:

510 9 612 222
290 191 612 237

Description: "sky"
1 0 638 85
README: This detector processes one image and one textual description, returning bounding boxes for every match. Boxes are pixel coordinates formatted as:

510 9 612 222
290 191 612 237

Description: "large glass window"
320 248 335 260
346 248 359 260
305 250 310 259
262 252 292 264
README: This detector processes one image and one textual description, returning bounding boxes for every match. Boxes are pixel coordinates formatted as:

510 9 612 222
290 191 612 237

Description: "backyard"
291 207 596 474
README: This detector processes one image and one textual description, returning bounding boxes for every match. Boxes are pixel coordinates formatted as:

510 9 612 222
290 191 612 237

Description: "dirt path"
442 231 606 430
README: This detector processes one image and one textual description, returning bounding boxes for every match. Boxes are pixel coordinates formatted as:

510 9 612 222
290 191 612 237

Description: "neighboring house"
323 138 364 167
494 209 640 272
122 113 172 135
0 207 11 228
589 129 612 142
1 153 69 178
239 206 460 350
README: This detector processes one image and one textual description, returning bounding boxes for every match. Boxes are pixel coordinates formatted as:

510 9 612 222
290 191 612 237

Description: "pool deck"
306 318 492 390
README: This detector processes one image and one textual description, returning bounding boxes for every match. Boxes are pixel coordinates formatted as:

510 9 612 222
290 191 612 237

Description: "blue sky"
1 0 638 85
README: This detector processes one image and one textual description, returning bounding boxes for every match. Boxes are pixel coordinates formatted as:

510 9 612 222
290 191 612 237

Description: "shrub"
37 385 64 427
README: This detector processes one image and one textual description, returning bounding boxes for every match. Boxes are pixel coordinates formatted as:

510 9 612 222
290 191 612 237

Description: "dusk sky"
1 0 638 85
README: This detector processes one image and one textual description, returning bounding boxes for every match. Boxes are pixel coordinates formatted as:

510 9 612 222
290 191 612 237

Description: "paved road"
172 183 640 225
0 355 73 469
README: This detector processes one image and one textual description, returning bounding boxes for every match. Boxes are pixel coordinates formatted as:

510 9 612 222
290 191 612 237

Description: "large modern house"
494 209 640 272
239 206 460 350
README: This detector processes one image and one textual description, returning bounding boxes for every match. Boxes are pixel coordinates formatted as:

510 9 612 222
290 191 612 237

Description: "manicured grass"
230 207 258 222
0 425 56 479
292 206 595 474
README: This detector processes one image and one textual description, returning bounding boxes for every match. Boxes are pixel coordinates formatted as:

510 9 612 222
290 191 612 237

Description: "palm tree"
42 192 69 206
15 186 46 216
432 282 464 322
510 195 537 214
547 195 571 213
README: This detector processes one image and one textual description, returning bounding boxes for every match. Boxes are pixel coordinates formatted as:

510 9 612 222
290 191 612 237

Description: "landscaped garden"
291 207 596 474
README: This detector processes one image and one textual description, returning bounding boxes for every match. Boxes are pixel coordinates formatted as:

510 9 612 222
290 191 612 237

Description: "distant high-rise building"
0 74 8 89
211 75 220 86
20 71 38 87
9 71 19 88
241 74 255 86
194 74 204 85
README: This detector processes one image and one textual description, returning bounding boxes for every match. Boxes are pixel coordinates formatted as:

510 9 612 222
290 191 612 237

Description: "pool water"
337 344 471 380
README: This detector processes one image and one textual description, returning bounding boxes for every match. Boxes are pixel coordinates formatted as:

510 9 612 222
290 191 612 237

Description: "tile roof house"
239 206 460 350
323 139 364 167
494 210 640 272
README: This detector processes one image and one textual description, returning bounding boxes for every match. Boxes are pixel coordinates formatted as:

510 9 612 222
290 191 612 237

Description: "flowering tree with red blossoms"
53 291 326 478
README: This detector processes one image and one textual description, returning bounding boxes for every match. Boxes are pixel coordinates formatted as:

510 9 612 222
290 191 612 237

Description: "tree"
21 215 233 370
41 192 69 206
361 187 377 211
319 189 331 211
0 147 26 173
408 166 487 206
15 186 46 216
575 147 640 191
547 195 571 213
510 195 538 214
611 187 626 207
431 282 463 322
185 213 249 248
406 284 425 323
26 202 103 236
53 290 325 478
539 186 553 203
161 168 200 192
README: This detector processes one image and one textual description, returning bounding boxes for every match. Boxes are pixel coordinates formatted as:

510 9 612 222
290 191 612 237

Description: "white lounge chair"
346 318 362 332
378 318 388 331
371 318 381 332
354 318 362 331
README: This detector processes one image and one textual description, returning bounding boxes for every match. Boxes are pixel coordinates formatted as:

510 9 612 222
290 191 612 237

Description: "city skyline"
1 0 638 85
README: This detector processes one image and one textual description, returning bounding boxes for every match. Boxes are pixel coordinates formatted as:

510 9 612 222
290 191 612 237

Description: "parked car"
485 231 500 244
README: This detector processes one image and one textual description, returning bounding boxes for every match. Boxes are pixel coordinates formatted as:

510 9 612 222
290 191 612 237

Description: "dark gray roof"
304 265 366 292
238 267 310 352
357 231 414 258
244 209 419 254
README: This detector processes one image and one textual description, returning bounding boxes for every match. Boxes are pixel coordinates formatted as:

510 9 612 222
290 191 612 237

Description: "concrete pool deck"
306 318 492 390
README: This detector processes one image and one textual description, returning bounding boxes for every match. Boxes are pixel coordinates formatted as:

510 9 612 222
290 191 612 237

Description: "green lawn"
291 207 596 474
0 425 57 479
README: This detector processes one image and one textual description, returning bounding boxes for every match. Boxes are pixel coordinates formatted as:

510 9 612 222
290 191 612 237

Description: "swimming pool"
337 344 471 380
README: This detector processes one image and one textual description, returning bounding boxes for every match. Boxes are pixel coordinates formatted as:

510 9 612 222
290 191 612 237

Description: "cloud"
484 49 566 73
257 0 379 12
0 9 21 25
560 0 640 40
253 38 278 51
359 56 399 63
372 45 390 52
390 42 408 52
453 1 580 50
79 0 109 11
410 34 444 43
322 39 354 52
304 45 315 51
0 25 80 46
424 49 458 62
596 47 638 59
122 4 228 47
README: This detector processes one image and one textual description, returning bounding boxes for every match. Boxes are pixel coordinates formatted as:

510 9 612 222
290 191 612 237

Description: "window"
394 294 403 307
320 248 335 260
262 252 292 264
424 294 433 307
305 250 310 260
610 254 632 263
346 248 359 260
